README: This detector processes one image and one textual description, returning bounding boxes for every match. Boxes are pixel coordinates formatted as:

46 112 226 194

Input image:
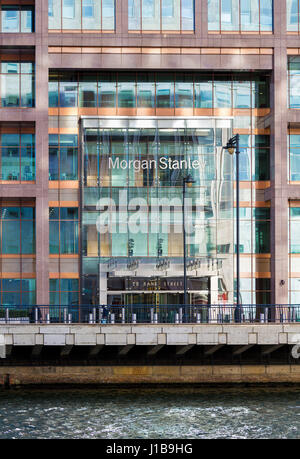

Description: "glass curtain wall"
208 0 273 33
81 118 234 307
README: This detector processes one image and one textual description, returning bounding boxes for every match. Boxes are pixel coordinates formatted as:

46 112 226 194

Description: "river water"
0 387 299 439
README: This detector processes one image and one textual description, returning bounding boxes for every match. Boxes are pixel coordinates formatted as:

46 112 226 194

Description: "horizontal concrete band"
0 324 300 346
1 365 300 385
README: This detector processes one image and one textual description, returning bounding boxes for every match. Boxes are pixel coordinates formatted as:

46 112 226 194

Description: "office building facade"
0 0 298 308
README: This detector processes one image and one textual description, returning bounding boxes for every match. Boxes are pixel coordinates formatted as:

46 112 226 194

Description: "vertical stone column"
35 0 49 305
270 0 289 305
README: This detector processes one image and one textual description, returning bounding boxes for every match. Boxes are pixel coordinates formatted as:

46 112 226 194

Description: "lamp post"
183 174 195 323
223 134 241 322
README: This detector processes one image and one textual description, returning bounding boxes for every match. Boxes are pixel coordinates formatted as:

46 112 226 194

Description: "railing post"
150 307 154 324
264 308 268 323
93 307 96 324
132 313 136 324
89 313 93 324
179 308 183 324
46 313 50 324
68 313 72 324
63 308 67 324
35 307 38 324
110 313 115 324
196 312 201 324
260 313 264 323
98 307 103 323
154 313 158 324
5 308 9 324
122 307 125 324
175 313 179 324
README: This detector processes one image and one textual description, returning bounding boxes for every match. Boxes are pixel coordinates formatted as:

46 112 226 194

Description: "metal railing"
0 304 300 324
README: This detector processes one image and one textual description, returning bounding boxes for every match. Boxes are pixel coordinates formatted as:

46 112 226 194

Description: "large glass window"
1 132 35 181
288 56 300 108
0 279 36 305
48 0 115 32
238 207 270 254
128 0 194 32
0 206 35 255
49 134 78 181
1 61 35 108
50 279 79 305
1 5 34 33
290 207 300 253
208 0 273 33
49 207 79 254
49 71 270 113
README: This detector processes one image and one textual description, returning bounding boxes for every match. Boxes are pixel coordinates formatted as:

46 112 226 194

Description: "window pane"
48 0 62 29
195 76 213 108
137 73 155 107
240 0 259 31
214 78 231 107
221 0 239 31
2 221 20 254
62 0 81 29
182 0 194 31
98 73 116 107
156 73 174 108
79 75 97 107
128 0 141 30
233 80 251 108
260 0 273 31
82 0 101 30
21 220 35 254
21 146 35 181
102 0 115 30
1 74 19 107
49 221 59 254
21 74 34 107
142 0 160 31
21 7 34 33
60 76 78 107
2 7 19 32
162 0 180 31
287 0 299 31
60 147 78 180
118 73 136 108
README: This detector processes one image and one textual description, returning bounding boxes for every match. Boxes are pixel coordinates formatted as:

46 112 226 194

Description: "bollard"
122 307 125 324
98 307 103 324
196 313 201 324
68 313 72 324
264 308 268 323
175 313 179 324
5 308 9 324
179 308 183 324
154 313 158 324
110 313 115 324
35 307 38 324
150 308 154 324
260 313 264 323
46 313 50 324
132 313 137 324
89 313 93 324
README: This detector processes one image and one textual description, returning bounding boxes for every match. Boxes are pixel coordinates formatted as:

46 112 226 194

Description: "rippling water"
0 387 299 439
